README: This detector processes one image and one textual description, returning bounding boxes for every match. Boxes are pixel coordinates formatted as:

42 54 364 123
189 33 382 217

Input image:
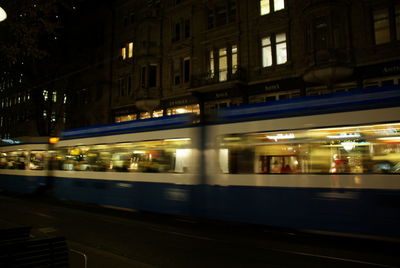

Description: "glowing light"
175 108 187 114
176 149 191 158
164 138 191 142
0 7 7 22
341 141 356 151
49 137 60 144
377 137 400 143
327 133 360 139
1 139 21 144
266 133 295 141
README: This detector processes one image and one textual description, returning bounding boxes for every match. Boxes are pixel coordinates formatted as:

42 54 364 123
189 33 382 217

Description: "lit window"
260 0 270 15
128 42 133 58
261 33 287 67
43 90 48 101
260 0 284 15
209 51 215 78
63 94 67 104
261 37 272 67
43 110 47 118
274 0 284 11
276 33 287 64
52 91 57 102
219 48 228 81
232 45 238 74
373 9 390 45
121 47 126 60
209 45 238 82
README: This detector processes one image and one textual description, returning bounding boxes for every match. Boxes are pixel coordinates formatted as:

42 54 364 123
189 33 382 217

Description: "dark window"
148 65 157 88
372 4 400 45
174 23 181 41
127 75 132 95
174 75 181 85
229 2 237 23
184 59 190 83
173 58 181 85
216 7 227 26
121 77 127 96
184 20 190 39
278 94 290 100
265 96 276 102
381 79 394 86
315 17 328 50
141 67 147 88
208 12 215 29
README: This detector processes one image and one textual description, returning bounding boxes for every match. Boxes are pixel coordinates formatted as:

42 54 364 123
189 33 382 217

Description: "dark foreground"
0 192 398 268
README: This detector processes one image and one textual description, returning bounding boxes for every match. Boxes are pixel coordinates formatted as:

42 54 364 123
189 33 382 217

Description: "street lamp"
0 6 7 22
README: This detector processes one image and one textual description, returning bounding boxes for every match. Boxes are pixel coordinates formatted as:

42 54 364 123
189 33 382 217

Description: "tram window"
219 123 400 174
56 138 192 173
3 151 28 170
381 79 394 86
29 151 45 170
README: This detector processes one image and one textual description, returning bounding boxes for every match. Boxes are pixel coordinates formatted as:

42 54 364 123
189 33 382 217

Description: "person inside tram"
281 164 292 173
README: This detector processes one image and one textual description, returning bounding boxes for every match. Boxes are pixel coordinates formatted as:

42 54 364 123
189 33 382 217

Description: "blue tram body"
0 86 399 239
0 142 49 193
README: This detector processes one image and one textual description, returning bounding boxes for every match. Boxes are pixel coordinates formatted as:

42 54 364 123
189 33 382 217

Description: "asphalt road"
0 192 398 268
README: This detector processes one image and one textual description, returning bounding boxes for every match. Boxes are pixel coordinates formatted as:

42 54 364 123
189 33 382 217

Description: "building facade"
109 0 400 124
1 0 399 139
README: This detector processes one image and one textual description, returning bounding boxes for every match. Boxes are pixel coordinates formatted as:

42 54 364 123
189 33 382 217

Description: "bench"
0 226 32 245
0 236 69 267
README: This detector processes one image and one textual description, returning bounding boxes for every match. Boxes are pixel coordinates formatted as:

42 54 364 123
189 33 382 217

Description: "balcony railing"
191 67 246 88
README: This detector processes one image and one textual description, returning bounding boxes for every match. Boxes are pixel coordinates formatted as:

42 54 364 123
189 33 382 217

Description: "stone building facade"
110 0 400 124
1 0 399 139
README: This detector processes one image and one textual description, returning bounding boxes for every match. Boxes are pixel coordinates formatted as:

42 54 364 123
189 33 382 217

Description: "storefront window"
140 112 151 119
152 110 164 117
167 104 200 116
115 114 137 123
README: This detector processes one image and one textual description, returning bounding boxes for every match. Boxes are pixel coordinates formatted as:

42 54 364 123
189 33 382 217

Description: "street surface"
0 192 398 268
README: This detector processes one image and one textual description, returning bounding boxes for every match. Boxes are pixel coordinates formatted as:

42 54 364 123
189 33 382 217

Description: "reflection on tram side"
218 123 400 174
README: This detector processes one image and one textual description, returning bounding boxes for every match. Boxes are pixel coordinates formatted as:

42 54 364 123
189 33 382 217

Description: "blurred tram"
51 114 201 216
0 86 400 239
205 86 400 238
0 140 49 193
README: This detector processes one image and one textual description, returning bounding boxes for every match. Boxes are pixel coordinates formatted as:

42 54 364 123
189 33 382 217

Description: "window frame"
261 32 288 68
